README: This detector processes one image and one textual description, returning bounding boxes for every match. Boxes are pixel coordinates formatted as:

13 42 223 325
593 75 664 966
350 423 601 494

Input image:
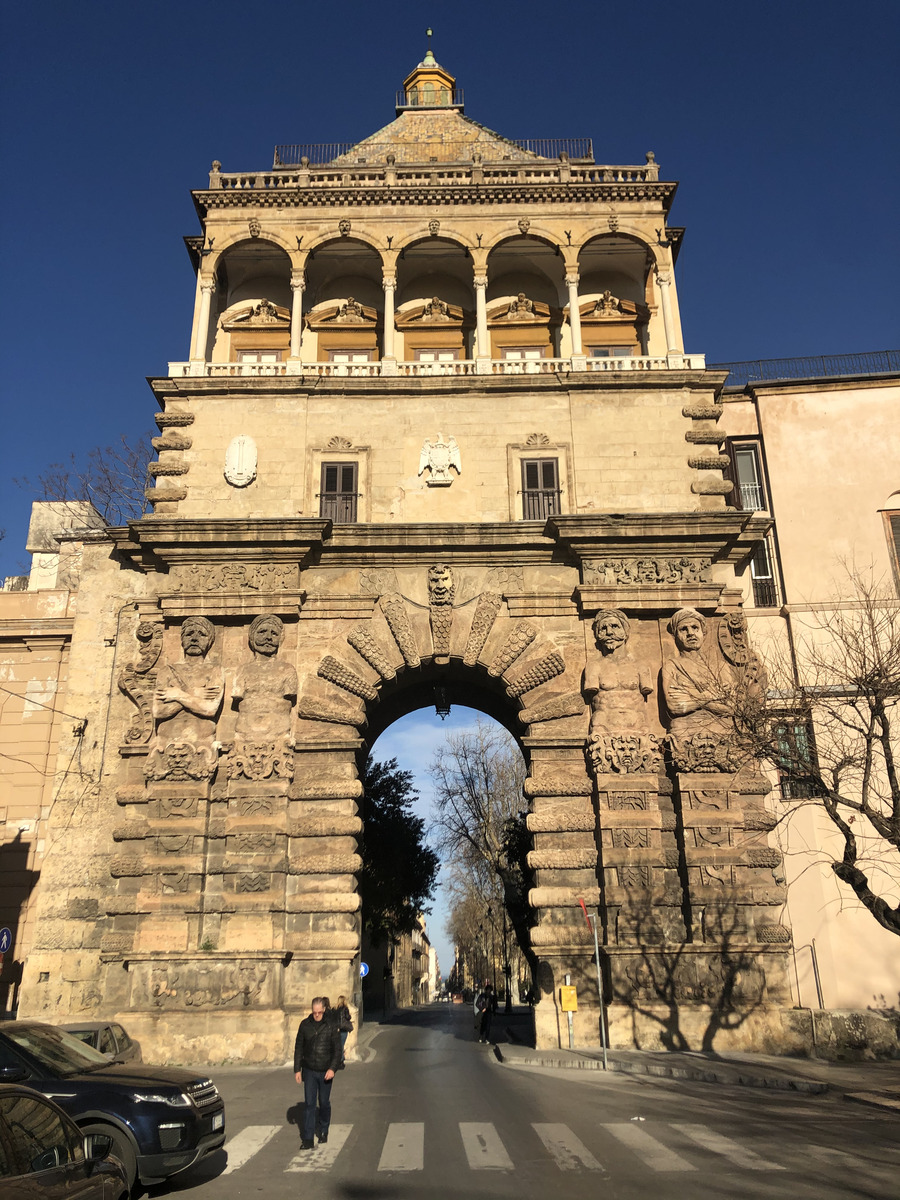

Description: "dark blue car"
0 1023 225 1192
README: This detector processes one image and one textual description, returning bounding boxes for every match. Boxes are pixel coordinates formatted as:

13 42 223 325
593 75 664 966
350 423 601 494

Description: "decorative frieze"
289 854 362 875
528 886 600 908
583 557 711 586
526 849 597 870
169 563 297 592
292 781 363 801
154 411 195 428
526 807 595 834
523 778 592 798
296 699 364 727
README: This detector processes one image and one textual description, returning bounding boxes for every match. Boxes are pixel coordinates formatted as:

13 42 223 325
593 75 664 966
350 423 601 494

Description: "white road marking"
285 1123 353 1172
221 1125 281 1175
603 1123 695 1172
460 1122 513 1170
533 1123 604 1171
672 1123 785 1170
378 1123 424 1171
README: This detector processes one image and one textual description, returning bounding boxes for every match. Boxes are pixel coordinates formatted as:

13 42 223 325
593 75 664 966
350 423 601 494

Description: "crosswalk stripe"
603 1123 695 1172
460 1122 513 1170
285 1124 353 1172
378 1123 424 1171
672 1123 785 1170
533 1123 604 1171
221 1125 281 1175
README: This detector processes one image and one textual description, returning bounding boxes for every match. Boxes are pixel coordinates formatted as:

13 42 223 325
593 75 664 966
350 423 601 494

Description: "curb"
844 1091 900 1113
493 1048 829 1094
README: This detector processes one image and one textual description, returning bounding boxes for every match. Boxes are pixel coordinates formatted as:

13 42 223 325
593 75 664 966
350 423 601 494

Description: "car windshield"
3 1025 111 1076
66 1029 95 1046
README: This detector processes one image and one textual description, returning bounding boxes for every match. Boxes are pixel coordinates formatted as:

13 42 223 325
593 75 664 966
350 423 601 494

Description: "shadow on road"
371 1002 536 1047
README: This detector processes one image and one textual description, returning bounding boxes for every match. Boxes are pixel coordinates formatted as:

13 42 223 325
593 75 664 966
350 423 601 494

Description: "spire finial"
423 27 436 65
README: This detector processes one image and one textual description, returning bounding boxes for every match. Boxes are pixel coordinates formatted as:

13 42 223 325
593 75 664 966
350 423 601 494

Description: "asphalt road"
143 1004 898 1200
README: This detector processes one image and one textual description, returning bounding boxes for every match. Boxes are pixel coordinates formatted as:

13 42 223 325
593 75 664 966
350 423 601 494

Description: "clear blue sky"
2 2 898 969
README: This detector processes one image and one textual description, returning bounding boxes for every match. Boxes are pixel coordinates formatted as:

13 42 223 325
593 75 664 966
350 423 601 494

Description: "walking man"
476 982 497 1043
294 996 342 1149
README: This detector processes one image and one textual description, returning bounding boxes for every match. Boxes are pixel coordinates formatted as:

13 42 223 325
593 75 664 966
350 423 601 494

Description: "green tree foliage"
358 755 440 945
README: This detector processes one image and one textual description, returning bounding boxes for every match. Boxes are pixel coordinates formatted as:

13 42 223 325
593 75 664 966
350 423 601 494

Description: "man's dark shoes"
318 1132 328 1144
300 1139 314 1150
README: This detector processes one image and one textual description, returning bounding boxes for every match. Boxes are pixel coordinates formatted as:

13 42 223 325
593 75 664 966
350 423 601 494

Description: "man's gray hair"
311 996 328 1009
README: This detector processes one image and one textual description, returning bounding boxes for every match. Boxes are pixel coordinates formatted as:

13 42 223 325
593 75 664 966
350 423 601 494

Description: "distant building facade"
1 49 897 1059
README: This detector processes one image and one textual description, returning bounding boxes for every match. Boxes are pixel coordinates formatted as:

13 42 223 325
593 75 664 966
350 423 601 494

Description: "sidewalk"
492 1019 900 1112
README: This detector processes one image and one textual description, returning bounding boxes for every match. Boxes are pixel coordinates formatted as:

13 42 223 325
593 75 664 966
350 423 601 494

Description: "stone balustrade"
167 354 706 379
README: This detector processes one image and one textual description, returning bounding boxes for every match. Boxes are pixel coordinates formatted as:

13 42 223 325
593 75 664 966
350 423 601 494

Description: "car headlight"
132 1090 191 1107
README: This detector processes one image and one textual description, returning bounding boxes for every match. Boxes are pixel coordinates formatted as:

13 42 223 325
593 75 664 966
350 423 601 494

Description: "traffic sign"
359 962 369 978
0 929 11 955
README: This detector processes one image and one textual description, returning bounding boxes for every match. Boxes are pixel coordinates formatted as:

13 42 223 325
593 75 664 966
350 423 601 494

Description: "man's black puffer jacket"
294 1014 342 1073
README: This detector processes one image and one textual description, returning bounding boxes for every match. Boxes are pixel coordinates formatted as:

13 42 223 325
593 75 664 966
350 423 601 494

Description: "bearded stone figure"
146 617 224 781
583 609 661 774
232 614 298 742
223 615 297 784
662 608 741 772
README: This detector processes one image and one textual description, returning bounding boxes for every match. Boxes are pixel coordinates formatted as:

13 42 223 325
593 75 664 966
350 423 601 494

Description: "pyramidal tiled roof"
331 109 546 166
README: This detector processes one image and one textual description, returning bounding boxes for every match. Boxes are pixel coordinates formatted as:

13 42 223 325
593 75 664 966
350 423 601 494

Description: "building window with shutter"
319 462 358 522
774 717 819 799
726 440 768 511
750 535 781 608
884 511 900 596
521 458 560 520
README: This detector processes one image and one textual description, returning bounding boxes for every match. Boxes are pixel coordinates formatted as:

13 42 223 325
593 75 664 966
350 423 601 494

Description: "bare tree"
428 720 537 985
16 432 153 526
746 569 900 937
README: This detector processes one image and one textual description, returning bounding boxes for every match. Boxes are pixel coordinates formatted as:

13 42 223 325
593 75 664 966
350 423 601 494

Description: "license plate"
212 1113 223 1131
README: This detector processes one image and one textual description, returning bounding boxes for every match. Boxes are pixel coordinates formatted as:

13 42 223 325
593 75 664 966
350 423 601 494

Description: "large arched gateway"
15 49 797 1062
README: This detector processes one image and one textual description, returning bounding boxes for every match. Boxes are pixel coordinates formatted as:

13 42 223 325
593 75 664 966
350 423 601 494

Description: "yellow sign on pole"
559 985 578 1012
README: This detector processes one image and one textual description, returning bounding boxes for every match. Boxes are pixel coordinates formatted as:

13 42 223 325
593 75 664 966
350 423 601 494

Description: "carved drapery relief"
145 618 223 782
519 692 584 726
463 592 502 666
583 557 712 586
506 652 565 697
418 433 461 486
318 655 378 702
348 625 396 680
118 620 163 746
381 593 420 667
488 621 537 677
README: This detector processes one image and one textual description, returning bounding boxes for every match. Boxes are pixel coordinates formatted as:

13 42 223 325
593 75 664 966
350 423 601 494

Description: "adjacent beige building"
1 48 897 1061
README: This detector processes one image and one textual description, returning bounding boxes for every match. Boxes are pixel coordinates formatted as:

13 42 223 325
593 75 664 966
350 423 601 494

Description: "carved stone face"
428 564 453 604
594 612 627 654
428 219 440 236
674 615 705 652
181 618 213 657
249 616 283 656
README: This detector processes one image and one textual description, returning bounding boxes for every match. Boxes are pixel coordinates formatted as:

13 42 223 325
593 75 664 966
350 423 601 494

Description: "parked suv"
0 1023 225 1191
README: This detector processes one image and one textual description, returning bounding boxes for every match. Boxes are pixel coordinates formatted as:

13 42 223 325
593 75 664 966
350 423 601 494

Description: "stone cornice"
149 369 714 402
326 521 554 565
547 511 772 567
112 518 331 570
192 180 678 215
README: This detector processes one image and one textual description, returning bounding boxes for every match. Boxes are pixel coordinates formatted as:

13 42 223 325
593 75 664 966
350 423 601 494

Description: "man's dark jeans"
302 1068 333 1141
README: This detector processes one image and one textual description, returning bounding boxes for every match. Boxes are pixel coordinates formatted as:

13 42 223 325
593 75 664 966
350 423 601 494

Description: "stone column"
655 270 679 357
190 278 215 364
474 273 490 372
566 273 586 366
290 273 305 359
382 273 397 374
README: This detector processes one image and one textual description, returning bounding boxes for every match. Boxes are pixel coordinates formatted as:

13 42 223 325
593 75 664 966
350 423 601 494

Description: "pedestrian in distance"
333 993 353 1067
476 982 497 1043
293 995 342 1150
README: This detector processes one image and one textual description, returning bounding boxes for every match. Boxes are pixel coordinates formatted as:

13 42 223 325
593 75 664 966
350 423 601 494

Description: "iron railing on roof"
273 137 593 167
395 87 466 109
711 350 900 388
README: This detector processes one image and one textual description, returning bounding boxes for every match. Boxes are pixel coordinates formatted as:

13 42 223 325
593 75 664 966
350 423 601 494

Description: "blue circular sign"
0 929 12 954
359 962 369 978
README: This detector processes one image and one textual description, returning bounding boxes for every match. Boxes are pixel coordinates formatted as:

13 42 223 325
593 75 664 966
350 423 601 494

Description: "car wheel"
81 1122 137 1193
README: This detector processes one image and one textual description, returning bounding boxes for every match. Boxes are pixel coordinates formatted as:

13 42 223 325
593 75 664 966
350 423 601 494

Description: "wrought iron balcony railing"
712 350 900 388
273 136 594 168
